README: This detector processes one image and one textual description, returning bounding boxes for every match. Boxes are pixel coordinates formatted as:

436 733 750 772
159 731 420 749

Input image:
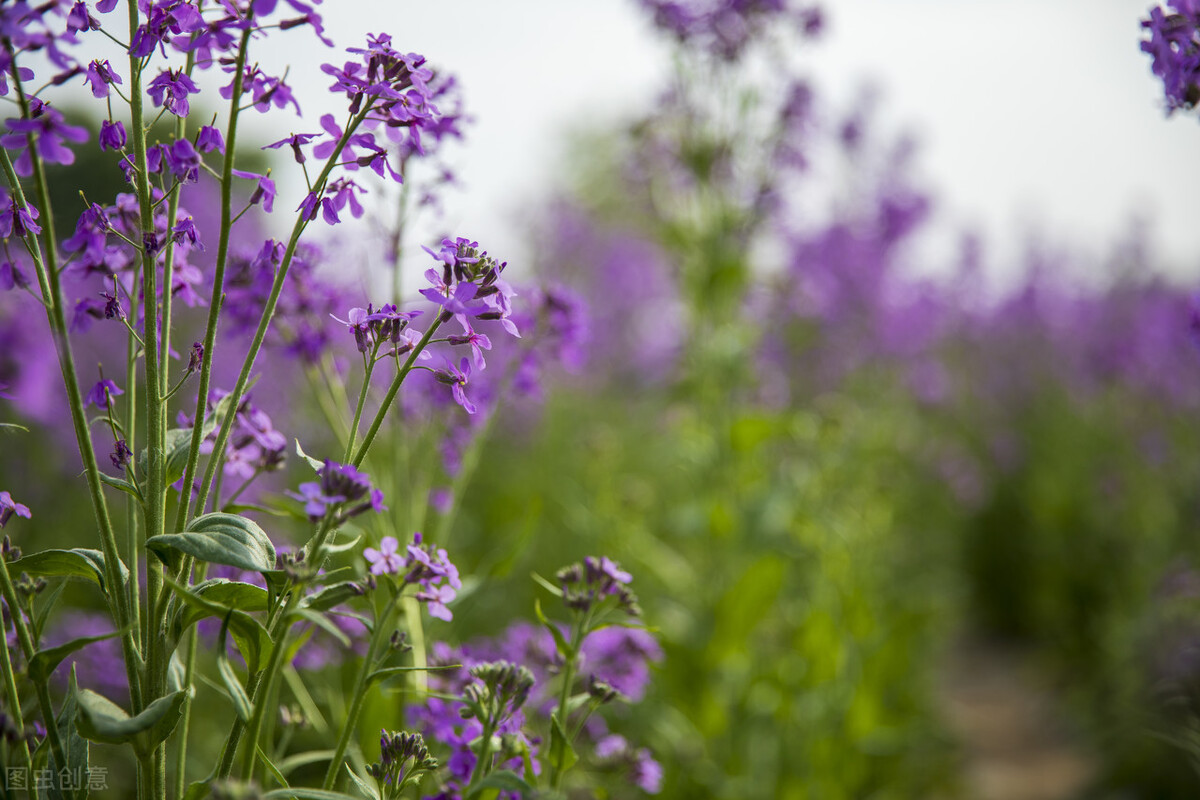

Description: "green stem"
549 614 589 791
0 76 143 715
194 108 372 515
0 555 71 797
173 25 253 532
170 602 200 799
0 574 33 779
351 315 446 468
321 590 402 789
343 347 379 463
467 717 497 790
125 2 167 792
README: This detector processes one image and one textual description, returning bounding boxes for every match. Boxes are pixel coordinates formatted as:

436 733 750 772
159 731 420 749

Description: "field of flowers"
1 1 1200 798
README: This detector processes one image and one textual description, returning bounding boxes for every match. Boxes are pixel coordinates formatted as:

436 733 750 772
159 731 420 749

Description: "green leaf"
75 689 187 757
261 789 365 800
174 579 270 632
137 426 194 488
548 712 578 777
288 608 350 647
258 744 290 790
29 631 124 683
531 571 563 598
466 770 534 799
301 582 363 612
48 667 89 800
32 580 68 642
147 512 277 573
367 663 458 687
164 575 272 673
294 438 325 472
320 530 363 556
534 599 572 658
343 765 378 800
182 780 212 800
99 472 143 501
0 422 29 433
275 749 336 778
217 614 253 723
10 548 128 593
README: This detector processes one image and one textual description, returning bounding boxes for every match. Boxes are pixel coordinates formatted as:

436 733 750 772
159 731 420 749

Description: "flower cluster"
639 0 822 59
1142 1 1200 113
332 303 424 356
288 459 385 523
557 556 641 616
366 730 439 797
363 532 460 620
183 391 288 483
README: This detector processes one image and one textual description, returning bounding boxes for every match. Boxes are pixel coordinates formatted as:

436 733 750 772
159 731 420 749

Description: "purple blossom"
287 459 385 521
196 125 225 154
364 535 405 575
447 320 492 371
110 439 132 469
147 69 200 117
0 195 41 238
85 378 123 410
231 169 276 212
435 357 477 414
163 138 200 182
264 132 318 164
0 491 31 529
99 120 126 151
83 60 121 98
0 262 28 291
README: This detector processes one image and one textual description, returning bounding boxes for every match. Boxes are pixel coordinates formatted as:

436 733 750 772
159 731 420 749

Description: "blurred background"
5 0 1200 797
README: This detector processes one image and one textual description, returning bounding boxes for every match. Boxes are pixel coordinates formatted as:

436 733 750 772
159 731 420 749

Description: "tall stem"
321 591 401 789
194 109 371 516
0 80 142 714
351 315 446 468
0 555 71 796
173 26 253 532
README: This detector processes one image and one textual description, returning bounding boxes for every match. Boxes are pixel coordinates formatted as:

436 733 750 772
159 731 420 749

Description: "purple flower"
287 459 385 522
231 170 276 213
633 749 663 793
420 278 488 320
0 100 87 175
264 132 318 164
0 261 28 291
447 320 492 371
196 125 224 154
147 69 200 117
99 120 126 151
364 535 405 575
435 358 477 414
0 192 42 238
67 1 100 32
110 439 132 469
163 138 200 182
1142 4 1200 112
85 378 123 410
171 217 201 249
0 491 31 528
83 60 121 98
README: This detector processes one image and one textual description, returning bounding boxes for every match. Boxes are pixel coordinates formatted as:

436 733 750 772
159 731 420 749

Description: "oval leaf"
76 689 187 757
29 630 124 683
147 512 276 573
10 549 128 593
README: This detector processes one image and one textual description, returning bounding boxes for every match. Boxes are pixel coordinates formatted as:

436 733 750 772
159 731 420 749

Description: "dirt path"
936 637 1097 800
